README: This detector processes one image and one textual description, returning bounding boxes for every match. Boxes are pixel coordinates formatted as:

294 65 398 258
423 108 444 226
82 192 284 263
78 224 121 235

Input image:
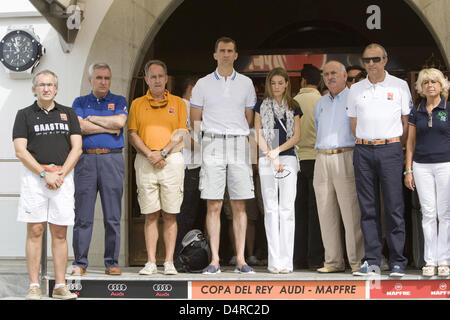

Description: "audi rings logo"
153 284 173 292
67 281 82 291
107 283 128 292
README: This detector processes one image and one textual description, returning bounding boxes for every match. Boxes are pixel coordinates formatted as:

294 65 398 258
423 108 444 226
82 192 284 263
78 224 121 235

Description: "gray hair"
32 69 58 88
363 43 388 58
88 62 111 78
323 60 347 75
144 59 168 77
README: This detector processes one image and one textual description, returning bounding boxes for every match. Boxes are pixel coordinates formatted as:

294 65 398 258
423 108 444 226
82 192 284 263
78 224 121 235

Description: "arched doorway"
127 0 447 266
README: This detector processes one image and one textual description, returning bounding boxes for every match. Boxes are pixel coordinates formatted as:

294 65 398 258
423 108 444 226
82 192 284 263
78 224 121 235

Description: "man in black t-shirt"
12 70 82 300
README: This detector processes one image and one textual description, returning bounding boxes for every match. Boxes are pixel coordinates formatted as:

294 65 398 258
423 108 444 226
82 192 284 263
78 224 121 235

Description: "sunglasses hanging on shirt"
149 102 168 109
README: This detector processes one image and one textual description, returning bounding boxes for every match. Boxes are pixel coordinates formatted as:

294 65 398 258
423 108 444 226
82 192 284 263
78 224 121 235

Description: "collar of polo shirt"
89 90 113 101
213 68 237 81
364 70 390 88
146 89 169 107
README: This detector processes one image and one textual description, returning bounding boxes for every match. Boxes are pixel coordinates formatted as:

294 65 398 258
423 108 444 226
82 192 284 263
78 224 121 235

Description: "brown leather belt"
355 137 400 146
317 147 354 154
40 164 62 172
83 148 122 154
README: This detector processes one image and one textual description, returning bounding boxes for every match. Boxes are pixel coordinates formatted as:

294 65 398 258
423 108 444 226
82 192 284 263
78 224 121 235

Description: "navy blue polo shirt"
72 91 128 149
255 100 302 157
408 96 450 163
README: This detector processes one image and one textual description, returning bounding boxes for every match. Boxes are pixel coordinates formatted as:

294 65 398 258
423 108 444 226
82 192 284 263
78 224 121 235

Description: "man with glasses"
313 61 364 274
347 43 412 277
13 70 81 299
128 60 188 275
190 37 257 274
346 65 365 88
71 63 128 276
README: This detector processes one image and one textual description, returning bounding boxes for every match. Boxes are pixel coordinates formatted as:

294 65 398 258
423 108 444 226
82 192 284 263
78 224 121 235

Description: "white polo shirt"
190 69 256 136
346 71 412 140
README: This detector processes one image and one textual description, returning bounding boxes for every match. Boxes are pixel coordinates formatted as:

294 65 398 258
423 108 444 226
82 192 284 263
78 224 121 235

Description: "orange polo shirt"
128 89 188 150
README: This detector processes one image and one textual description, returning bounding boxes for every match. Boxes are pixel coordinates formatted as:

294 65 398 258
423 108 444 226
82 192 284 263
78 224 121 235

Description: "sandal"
202 264 221 274
235 264 255 274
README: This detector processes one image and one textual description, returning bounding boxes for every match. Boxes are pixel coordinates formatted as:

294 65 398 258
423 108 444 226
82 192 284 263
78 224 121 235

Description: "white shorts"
17 167 75 226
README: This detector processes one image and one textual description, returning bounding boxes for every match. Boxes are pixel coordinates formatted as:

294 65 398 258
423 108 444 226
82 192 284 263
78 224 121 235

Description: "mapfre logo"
108 283 127 297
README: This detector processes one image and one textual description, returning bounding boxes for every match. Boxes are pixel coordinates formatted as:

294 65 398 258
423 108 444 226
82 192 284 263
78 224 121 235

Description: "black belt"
202 132 245 139
83 148 122 154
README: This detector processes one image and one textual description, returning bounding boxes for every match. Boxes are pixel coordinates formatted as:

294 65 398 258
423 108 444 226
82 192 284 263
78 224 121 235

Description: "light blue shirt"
314 87 355 149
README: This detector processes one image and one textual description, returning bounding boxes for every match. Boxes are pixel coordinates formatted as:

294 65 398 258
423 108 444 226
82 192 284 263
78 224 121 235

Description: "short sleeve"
254 100 262 114
190 81 204 109
295 105 303 118
246 81 257 109
408 106 417 125
72 97 84 118
12 109 27 140
116 96 129 116
67 108 81 135
178 99 188 130
127 99 139 131
400 81 413 115
346 86 357 117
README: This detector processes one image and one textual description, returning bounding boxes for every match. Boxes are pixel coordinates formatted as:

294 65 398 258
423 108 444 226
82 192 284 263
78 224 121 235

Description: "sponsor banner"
191 281 365 300
50 280 188 299
369 280 450 299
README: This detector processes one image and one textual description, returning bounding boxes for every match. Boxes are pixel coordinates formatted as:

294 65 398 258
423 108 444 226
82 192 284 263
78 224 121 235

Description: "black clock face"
0 30 42 72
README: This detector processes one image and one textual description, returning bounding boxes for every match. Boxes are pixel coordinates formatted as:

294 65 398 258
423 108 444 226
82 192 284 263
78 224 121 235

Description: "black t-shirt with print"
12 101 81 165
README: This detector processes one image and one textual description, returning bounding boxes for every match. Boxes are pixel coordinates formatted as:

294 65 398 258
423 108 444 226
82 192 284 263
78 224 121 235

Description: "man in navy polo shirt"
71 63 128 276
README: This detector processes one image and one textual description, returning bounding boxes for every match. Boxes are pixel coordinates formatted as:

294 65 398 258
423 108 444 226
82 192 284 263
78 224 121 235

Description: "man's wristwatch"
160 149 168 158
40 170 47 179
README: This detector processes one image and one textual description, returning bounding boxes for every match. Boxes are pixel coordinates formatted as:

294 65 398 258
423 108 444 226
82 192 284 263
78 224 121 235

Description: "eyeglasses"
274 169 291 179
347 76 356 82
36 83 56 88
428 112 433 128
362 57 384 64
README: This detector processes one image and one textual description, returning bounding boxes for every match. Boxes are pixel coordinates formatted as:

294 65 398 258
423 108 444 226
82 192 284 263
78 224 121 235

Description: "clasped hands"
44 170 66 190
265 148 284 173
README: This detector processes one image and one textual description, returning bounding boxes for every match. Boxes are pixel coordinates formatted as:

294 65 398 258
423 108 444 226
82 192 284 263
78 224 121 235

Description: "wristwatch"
39 170 47 179
160 149 168 158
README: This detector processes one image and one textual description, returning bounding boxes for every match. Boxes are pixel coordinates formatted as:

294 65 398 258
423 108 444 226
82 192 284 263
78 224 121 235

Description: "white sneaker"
422 266 436 277
163 261 178 275
139 262 158 275
52 285 77 300
438 266 450 277
26 286 41 300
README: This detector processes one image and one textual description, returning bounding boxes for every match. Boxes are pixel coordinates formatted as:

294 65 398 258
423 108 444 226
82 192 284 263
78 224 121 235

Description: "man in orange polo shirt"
128 60 188 275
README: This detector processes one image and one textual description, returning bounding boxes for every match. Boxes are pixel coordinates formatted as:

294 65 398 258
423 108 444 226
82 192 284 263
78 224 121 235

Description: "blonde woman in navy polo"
404 68 450 277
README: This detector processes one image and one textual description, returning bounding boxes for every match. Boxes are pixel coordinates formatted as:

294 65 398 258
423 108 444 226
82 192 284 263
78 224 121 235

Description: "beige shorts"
17 167 75 226
135 152 185 214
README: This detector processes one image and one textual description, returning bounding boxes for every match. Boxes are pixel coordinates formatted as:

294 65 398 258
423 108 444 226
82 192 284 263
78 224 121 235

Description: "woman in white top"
254 67 302 273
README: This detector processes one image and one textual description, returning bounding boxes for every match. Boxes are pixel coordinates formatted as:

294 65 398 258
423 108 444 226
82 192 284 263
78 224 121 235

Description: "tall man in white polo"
313 61 364 274
190 37 257 274
347 44 412 277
